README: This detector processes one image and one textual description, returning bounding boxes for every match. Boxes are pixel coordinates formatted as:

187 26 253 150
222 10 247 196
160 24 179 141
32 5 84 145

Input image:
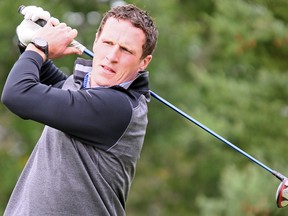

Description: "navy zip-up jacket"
2 51 150 215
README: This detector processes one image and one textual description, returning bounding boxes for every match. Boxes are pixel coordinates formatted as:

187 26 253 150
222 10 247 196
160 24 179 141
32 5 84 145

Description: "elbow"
1 88 25 118
1 91 15 113
2 80 26 109
1 79 15 107
1 89 11 107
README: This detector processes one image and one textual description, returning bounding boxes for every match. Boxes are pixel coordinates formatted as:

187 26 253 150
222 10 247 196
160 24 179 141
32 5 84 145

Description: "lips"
101 65 116 74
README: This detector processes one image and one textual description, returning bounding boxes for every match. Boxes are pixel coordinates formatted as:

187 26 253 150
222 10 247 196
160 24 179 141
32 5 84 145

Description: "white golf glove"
21 5 50 22
16 6 58 47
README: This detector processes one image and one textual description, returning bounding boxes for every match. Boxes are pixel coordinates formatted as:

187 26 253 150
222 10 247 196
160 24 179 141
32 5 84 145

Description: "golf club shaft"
149 91 286 181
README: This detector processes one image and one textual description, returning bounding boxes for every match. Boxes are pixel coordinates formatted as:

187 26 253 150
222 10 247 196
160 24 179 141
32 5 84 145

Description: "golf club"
18 5 288 208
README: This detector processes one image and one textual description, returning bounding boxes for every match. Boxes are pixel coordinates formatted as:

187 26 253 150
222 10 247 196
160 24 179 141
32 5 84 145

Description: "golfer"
2 4 158 215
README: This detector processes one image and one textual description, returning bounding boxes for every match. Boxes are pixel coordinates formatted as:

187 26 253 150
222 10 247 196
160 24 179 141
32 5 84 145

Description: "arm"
1 51 132 149
18 48 67 87
39 59 67 87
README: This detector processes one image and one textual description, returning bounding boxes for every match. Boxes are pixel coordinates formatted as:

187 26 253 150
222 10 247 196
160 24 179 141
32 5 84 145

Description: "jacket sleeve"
1 51 133 149
39 59 67 87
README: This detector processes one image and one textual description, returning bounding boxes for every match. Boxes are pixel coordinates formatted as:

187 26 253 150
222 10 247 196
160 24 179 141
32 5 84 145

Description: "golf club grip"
18 5 86 53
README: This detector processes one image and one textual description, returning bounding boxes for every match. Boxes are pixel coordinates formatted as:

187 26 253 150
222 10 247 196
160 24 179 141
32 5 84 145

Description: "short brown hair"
98 4 158 59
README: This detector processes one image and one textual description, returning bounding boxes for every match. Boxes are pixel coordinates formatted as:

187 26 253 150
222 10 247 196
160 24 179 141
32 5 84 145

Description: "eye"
103 40 113 45
121 46 132 54
122 47 129 52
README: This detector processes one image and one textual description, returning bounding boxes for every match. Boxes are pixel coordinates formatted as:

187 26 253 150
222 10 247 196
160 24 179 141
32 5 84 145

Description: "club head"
276 178 288 208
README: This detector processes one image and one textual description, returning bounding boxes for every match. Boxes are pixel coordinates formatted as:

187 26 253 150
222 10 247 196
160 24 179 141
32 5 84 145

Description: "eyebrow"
102 37 136 55
120 44 135 54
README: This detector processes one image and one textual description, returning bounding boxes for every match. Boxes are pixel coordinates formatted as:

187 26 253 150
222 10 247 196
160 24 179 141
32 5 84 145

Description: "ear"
92 32 99 50
94 32 99 43
138 55 152 71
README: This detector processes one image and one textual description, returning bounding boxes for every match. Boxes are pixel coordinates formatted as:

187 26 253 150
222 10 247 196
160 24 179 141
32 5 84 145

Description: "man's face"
90 17 152 87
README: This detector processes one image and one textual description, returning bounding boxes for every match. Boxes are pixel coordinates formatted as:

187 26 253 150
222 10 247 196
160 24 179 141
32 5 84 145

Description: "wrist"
28 37 49 62
26 44 46 62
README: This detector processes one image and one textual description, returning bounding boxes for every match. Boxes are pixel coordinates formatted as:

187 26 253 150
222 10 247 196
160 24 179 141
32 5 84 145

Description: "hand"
27 18 81 59
17 20 41 47
16 5 59 47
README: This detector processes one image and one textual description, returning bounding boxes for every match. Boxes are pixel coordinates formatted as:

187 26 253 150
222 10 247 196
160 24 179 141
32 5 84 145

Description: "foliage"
196 165 279 216
1 0 288 215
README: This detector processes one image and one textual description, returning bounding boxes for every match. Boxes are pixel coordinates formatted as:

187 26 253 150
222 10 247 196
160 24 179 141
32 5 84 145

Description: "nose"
106 46 119 63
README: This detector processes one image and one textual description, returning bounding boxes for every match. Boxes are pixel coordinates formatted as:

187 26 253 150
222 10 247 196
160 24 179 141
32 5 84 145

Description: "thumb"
50 17 60 26
63 46 83 56
44 17 60 27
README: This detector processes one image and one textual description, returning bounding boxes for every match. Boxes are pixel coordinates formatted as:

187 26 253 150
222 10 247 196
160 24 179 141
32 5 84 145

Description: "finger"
30 7 44 21
23 6 51 21
68 28 78 39
57 22 68 28
31 10 50 22
50 17 60 26
65 26 73 32
63 46 83 56
43 18 54 27
22 6 38 16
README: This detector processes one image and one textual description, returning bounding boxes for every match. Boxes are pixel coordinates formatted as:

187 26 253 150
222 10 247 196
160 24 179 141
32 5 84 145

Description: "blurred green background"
1 0 288 215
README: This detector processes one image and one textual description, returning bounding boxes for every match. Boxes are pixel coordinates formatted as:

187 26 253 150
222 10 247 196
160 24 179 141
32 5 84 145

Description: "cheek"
92 42 98 52
92 38 101 52
92 45 105 61
121 62 141 79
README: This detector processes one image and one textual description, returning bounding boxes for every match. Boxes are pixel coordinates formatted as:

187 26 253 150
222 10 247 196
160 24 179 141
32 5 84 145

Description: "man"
2 4 158 215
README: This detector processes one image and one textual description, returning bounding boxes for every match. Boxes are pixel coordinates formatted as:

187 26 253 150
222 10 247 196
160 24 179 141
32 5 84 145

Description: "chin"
96 79 112 87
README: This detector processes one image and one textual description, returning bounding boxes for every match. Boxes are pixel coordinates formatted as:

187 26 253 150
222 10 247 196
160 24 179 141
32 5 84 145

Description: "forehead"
100 17 146 49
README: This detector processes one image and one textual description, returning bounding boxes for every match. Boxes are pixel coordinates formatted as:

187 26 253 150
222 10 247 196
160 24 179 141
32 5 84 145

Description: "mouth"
101 65 116 74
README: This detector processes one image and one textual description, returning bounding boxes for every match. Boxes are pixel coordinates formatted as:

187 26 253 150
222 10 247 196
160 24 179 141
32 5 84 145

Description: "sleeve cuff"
19 50 44 69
